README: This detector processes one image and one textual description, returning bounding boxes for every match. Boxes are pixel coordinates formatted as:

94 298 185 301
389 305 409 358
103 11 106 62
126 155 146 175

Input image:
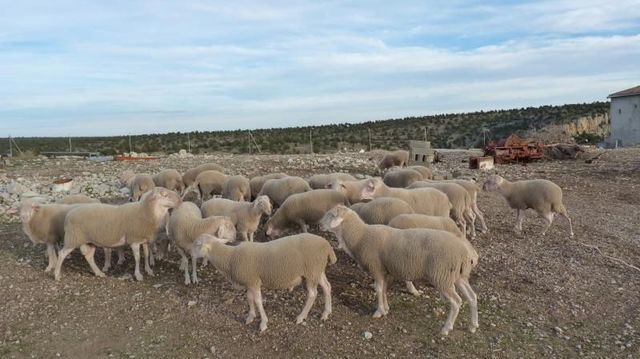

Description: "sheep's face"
148 188 182 209
482 175 504 192
265 219 282 238
254 196 272 215
193 234 222 258
319 205 347 231
360 179 379 200
19 200 41 224
327 180 347 194
215 221 237 242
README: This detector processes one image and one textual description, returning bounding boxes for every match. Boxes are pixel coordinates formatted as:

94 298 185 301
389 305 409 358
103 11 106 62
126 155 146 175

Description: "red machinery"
484 135 545 164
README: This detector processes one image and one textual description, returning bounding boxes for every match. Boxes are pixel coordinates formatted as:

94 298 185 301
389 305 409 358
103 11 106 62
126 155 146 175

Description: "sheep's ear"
329 216 344 228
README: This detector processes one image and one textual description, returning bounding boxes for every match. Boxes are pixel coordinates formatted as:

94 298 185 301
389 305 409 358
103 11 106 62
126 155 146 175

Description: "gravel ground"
1 148 639 358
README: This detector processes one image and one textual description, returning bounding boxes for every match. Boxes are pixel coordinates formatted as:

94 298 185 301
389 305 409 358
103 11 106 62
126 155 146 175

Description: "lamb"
408 165 433 180
182 163 225 188
249 173 288 200
153 169 184 194
201 195 272 242
182 170 227 202
54 187 181 281
383 168 423 188
129 174 155 201
360 178 451 218
349 198 414 225
483 175 574 237
118 170 136 188
20 200 81 272
319 205 479 335
447 179 488 233
257 176 311 207
388 214 463 238
378 150 409 173
307 173 356 190
265 189 349 238
167 201 236 284
327 178 370 205
222 175 251 202
408 181 476 239
56 194 100 204
194 232 336 332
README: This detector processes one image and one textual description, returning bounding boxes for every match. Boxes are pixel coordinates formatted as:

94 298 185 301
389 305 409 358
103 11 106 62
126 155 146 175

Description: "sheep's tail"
327 246 337 265
459 252 477 278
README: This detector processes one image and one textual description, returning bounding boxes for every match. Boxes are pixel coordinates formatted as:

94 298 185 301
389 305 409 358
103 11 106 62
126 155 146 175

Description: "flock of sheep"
19 150 574 335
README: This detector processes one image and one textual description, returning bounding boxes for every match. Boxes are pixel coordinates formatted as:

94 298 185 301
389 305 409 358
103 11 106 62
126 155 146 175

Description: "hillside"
2 102 609 156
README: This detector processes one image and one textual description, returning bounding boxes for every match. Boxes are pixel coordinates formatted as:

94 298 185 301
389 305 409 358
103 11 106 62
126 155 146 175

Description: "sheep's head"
265 217 282 238
19 199 45 224
482 175 504 192
146 187 182 209
327 179 347 194
119 170 135 187
193 234 227 258
319 205 349 231
254 195 272 216
360 178 381 200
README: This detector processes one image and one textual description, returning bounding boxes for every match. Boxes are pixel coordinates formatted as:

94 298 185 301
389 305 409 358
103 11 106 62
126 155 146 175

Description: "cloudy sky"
1 0 639 136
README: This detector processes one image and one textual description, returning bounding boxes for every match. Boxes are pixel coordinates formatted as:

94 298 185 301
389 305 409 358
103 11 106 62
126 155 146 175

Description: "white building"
608 85 640 147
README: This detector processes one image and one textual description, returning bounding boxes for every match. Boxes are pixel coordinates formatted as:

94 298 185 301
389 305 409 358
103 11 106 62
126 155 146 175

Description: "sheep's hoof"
321 312 331 321
469 325 478 333
295 315 306 324
184 279 191 285
409 289 423 297
192 277 199 284
134 272 143 281
570 232 575 238
95 271 106 278
259 322 268 332
101 266 110 273
245 315 255 325
372 310 385 318
145 268 154 276
440 329 450 336
44 266 54 273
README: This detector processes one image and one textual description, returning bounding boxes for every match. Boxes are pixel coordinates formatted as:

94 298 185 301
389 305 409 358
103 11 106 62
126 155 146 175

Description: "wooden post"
128 134 132 154
368 128 372 151
424 127 427 141
310 129 313 154
68 137 72 152
9 136 12 157
187 133 191 153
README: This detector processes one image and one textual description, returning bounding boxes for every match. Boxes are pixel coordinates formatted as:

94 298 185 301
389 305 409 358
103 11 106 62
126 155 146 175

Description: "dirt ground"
1 149 639 358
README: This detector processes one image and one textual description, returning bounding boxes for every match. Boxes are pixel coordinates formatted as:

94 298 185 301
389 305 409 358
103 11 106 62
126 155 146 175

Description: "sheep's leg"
44 244 57 273
382 277 390 313
80 244 106 278
540 212 554 236
558 209 574 237
117 248 126 265
456 216 467 239
252 287 269 332
296 279 318 324
54 247 74 281
456 279 479 333
130 243 143 281
241 232 249 242
405 281 422 296
440 286 462 336
245 289 256 324
249 232 254 242
190 248 199 284
372 278 387 318
176 247 190 285
465 208 477 239
319 272 332 320
298 222 309 233
102 248 112 272
201 256 209 268
142 243 154 276
148 242 156 267
514 209 524 232
473 202 488 233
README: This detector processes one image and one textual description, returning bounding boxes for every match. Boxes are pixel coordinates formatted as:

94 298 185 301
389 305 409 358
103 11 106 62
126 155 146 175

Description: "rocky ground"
1 148 639 358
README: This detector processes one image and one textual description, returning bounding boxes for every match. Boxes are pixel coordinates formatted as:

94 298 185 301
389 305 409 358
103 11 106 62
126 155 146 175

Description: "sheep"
56 194 100 204
129 174 155 201
447 179 488 233
408 165 433 180
349 198 414 225
378 150 409 173
257 176 311 208
20 200 81 272
483 175 574 237
222 175 251 202
327 178 370 205
201 195 272 242
307 173 357 190
388 214 463 238
118 170 136 188
319 205 479 335
153 169 184 194
360 178 451 218
182 163 225 188
194 232 336 332
408 181 476 239
54 187 181 281
249 173 288 200
383 168 423 188
265 189 349 238
167 201 236 284
182 170 227 202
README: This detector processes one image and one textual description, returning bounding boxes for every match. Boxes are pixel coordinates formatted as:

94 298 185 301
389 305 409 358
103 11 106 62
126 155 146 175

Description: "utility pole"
187 132 191 153
128 134 132 153
424 127 427 142
368 128 372 151
68 136 72 152
8 136 12 157
309 129 313 154
482 128 489 146
248 132 252 154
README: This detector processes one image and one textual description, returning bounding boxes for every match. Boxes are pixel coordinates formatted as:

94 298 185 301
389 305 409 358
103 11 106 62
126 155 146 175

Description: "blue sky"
1 0 639 136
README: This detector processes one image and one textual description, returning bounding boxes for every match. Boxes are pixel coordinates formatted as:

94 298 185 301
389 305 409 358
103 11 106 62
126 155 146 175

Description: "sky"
1 0 639 137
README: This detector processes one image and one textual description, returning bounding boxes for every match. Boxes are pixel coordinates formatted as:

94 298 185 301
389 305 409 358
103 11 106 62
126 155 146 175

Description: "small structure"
484 135 545 164
469 156 494 170
607 85 640 147
41 151 101 158
408 140 434 165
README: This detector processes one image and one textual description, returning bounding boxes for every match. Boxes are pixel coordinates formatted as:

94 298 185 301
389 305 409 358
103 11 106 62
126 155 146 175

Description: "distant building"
608 85 640 147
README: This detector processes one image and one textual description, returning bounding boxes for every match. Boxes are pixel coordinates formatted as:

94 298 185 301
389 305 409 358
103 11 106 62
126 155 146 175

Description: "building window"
619 109 622 114
635 104 638 109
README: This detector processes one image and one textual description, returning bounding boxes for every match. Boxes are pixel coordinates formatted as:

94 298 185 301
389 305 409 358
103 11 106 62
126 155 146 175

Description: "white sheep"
320 205 479 336
360 178 451 217
54 187 181 281
257 176 311 208
249 173 288 200
167 201 236 284
349 197 414 225
383 168 423 188
182 163 225 188
194 232 336 332
222 175 251 202
56 194 100 204
388 213 463 238
307 173 356 190
265 189 349 238
153 169 184 194
447 179 488 233
201 195 272 242
327 178 370 204
408 165 433 180
378 150 409 173
118 170 136 188
129 174 155 201
483 175 574 237
182 170 227 202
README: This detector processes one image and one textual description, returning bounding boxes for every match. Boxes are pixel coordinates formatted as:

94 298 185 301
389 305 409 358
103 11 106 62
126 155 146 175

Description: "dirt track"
1 149 639 358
